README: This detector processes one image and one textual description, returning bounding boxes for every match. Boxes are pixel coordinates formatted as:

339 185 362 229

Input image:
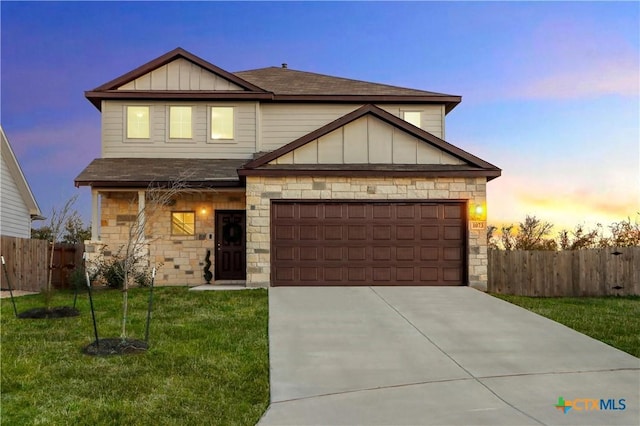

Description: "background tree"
514 215 556 250
30 195 80 307
488 213 640 251
558 224 602 250
32 209 90 244
61 212 92 243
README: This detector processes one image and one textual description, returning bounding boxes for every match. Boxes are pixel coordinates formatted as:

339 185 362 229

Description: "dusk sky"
1 1 638 234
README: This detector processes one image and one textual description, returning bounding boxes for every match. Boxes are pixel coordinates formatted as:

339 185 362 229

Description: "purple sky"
2 1 639 232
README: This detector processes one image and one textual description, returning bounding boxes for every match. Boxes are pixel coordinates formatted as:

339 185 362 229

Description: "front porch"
85 189 246 286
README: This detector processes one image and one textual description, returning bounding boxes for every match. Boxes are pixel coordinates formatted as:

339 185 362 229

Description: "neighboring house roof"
74 158 246 188
0 126 43 220
240 104 501 181
85 47 461 113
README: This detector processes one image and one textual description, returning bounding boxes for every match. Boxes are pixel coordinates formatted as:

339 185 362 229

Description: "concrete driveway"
259 287 639 425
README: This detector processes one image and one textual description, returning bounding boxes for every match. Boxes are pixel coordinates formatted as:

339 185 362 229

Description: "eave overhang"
238 165 501 181
75 180 243 189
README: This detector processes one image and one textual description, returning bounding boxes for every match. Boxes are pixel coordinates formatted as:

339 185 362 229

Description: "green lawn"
1 287 269 426
493 294 640 357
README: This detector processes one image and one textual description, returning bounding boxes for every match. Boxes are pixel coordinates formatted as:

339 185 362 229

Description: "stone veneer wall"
245 176 488 289
85 190 245 286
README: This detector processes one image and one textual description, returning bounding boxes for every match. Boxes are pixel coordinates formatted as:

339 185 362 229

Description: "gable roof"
86 48 461 113
85 47 270 110
240 104 501 180
0 126 43 219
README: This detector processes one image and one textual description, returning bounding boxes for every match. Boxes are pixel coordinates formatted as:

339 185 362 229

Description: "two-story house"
75 48 500 289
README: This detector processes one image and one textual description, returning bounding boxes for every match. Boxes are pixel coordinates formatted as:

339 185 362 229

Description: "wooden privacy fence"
0 236 84 292
488 247 640 297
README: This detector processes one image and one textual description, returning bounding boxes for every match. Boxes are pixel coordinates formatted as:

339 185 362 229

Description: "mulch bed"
83 338 148 356
17 306 80 319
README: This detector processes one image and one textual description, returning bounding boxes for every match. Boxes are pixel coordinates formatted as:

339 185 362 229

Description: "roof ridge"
234 66 456 97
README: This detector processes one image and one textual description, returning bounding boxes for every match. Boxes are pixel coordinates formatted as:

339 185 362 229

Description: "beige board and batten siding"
101 100 258 159
117 58 245 91
272 115 464 166
260 104 444 152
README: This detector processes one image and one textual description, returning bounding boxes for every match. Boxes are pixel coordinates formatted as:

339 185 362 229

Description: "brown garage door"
271 201 466 286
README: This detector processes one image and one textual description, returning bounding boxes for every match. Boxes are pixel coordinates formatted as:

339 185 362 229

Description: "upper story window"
169 106 192 139
210 107 234 140
127 106 150 139
402 111 422 129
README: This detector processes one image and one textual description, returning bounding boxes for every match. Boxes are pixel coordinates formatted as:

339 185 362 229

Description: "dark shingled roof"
74 158 247 188
85 48 462 113
235 67 454 97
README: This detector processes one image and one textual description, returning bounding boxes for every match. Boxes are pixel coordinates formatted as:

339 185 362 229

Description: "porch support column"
91 189 100 241
138 190 146 236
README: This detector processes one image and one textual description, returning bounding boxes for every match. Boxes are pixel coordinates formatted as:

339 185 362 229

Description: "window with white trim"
210 107 234 140
127 106 150 139
402 111 422 129
169 106 192 139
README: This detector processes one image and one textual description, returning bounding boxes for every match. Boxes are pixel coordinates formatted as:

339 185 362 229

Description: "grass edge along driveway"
1 287 269 426
493 294 640 358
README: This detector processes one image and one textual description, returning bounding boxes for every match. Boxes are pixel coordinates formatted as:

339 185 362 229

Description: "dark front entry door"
215 210 246 280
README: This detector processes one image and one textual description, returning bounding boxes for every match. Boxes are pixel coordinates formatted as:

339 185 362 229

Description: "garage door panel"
324 225 343 240
444 226 463 240
275 267 295 282
274 246 296 261
443 247 463 261
373 267 391 281
420 267 439 281
396 267 415 281
325 267 343 281
325 248 344 261
274 225 296 240
348 204 367 219
444 205 463 219
397 247 417 261
275 203 296 219
300 204 319 218
373 247 392 261
348 268 367 281
300 267 318 281
300 225 318 240
373 225 391 240
396 204 416 218
300 246 319 261
443 267 462 282
396 225 416 240
348 247 366 261
421 247 439 261
372 204 392 219
348 225 367 240
324 204 343 218
421 226 440 240
420 204 439 219
271 202 465 286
